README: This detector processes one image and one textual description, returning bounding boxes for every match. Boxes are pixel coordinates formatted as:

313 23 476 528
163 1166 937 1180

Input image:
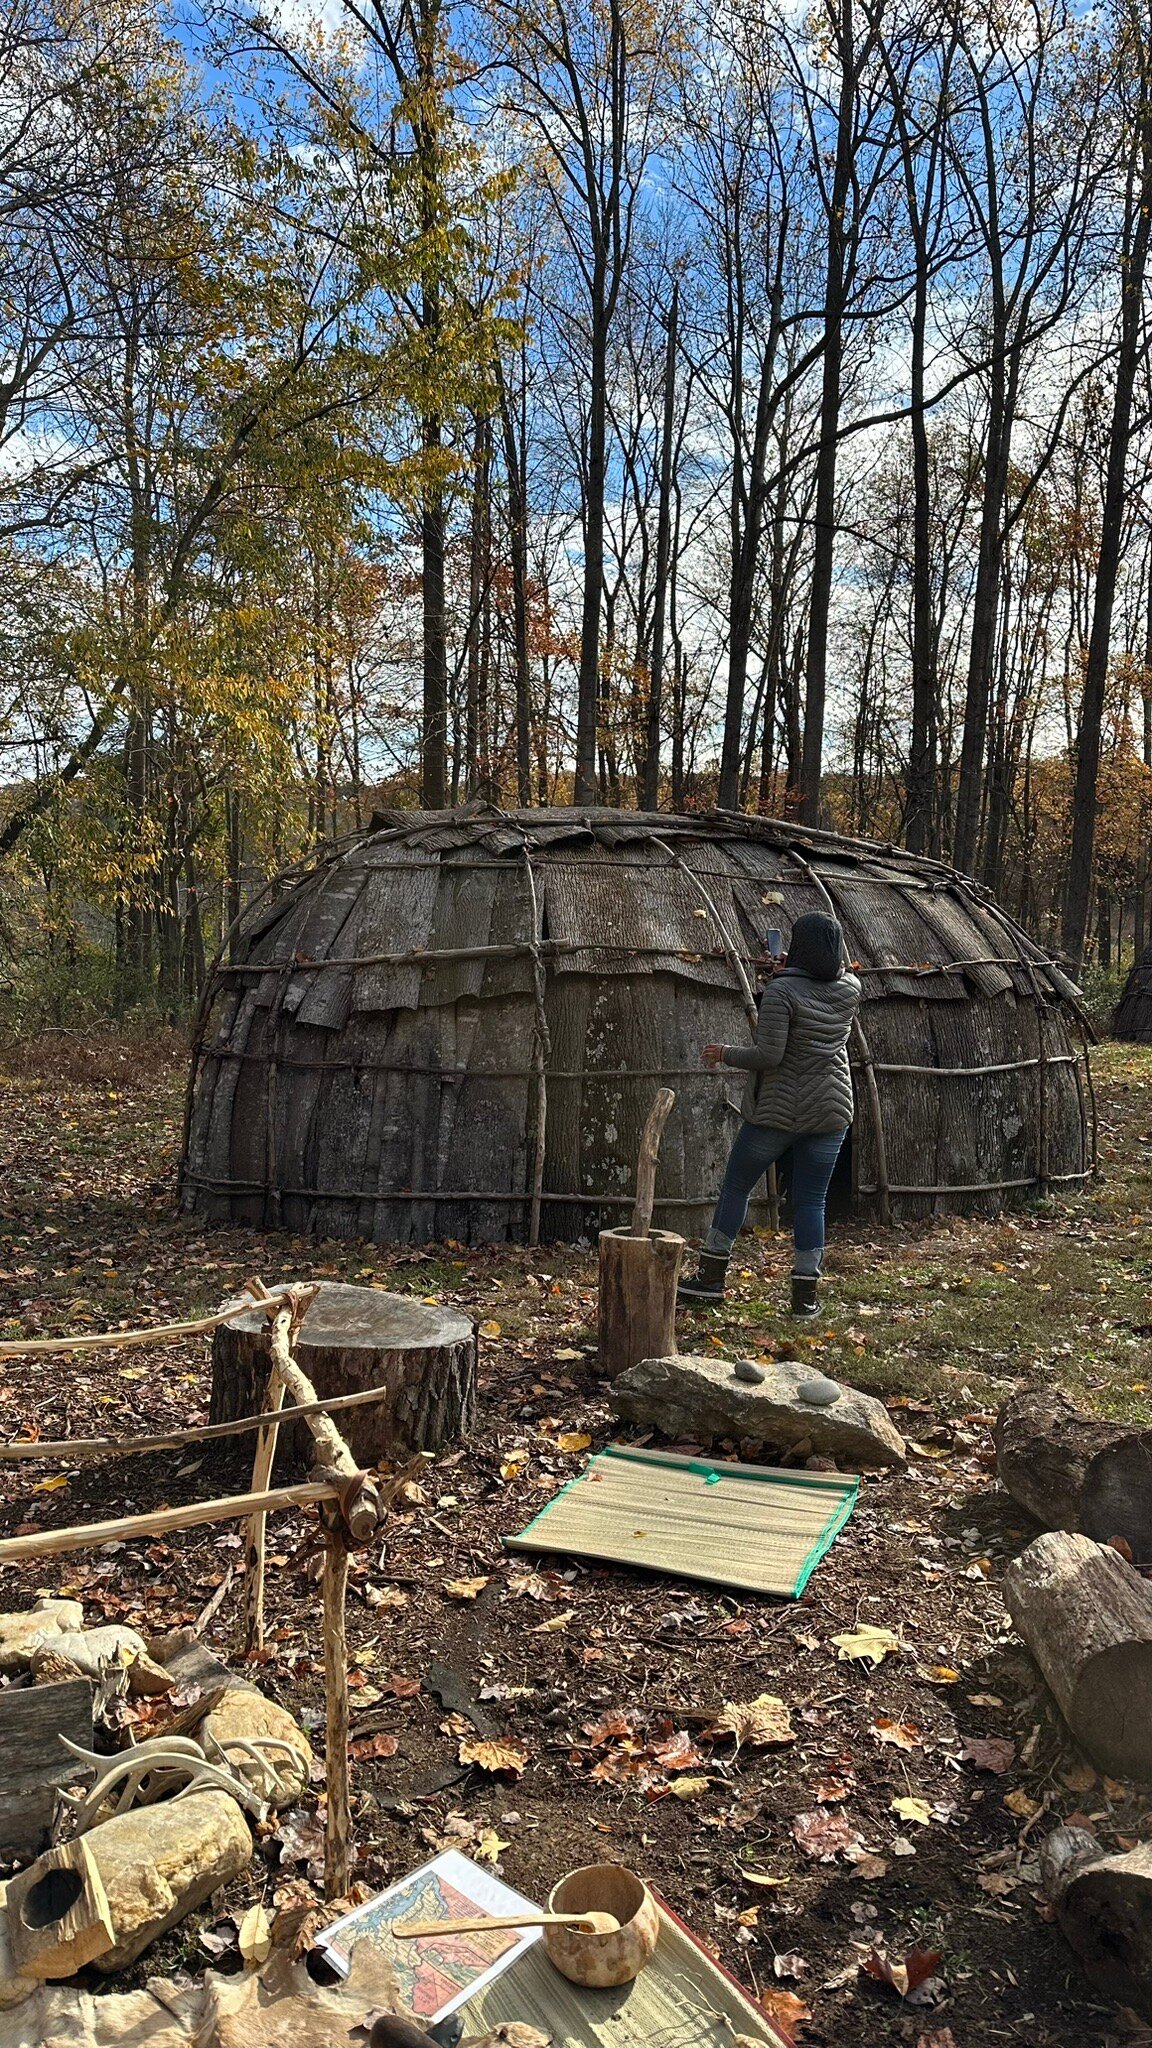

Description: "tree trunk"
210 1282 477 1463
1063 59 1152 968
575 305 608 805
1004 1530 1152 1780
641 279 678 811
798 0 854 824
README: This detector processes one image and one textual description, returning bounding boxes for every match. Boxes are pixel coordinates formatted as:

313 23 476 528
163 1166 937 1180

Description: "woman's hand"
702 1043 727 1068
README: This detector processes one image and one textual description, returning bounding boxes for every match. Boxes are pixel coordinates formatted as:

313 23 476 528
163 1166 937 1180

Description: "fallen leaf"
385 1674 422 1698
475 1829 510 1865
669 1775 711 1799
444 1576 490 1600
479 1320 502 1338
861 1946 943 1999
1105 1776 1131 1802
813 1775 854 1803
364 1585 408 1611
238 1903 272 1968
791 1809 861 1861
736 1906 759 1927
530 1609 574 1634
1004 1788 1042 1820
759 1987 811 2034
967 1692 1004 1709
850 1852 890 1880
554 1348 583 1361
1060 1763 1097 1793
709 1694 795 1748
32 1474 69 1492
832 1625 901 1667
925 1665 960 1684
890 1796 933 1826
349 1732 399 1761
500 1457 527 1481
651 1731 706 1771
773 1951 810 1979
740 1868 789 1888
916 2031 958 2048
556 1431 592 1453
585 1710 642 1745
872 1717 922 1750
961 1736 1015 1773
276 1810 326 1869
459 1737 529 1776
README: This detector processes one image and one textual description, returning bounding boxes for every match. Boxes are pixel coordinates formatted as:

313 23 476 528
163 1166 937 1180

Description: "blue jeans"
705 1122 848 1275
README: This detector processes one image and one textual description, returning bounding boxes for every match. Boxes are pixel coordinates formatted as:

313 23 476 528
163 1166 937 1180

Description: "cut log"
210 1281 476 1463
1041 1826 1152 2019
598 1228 684 1381
994 1387 1152 1560
994 1387 1128 1531
1004 1530 1152 1780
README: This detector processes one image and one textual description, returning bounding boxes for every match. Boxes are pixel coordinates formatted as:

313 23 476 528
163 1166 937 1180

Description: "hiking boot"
790 1272 820 1318
677 1252 729 1304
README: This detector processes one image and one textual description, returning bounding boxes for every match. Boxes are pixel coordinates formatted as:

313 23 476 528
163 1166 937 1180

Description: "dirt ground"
3 1029 1152 2046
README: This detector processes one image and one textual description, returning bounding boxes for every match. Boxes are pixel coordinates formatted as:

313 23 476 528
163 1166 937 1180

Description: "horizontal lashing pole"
0 1480 339 1563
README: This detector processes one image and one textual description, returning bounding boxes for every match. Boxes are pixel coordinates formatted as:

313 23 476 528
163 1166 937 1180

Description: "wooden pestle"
396 1909 621 1939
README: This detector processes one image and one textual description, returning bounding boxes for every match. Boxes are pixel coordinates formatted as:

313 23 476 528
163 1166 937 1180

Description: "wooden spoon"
396 1910 621 1939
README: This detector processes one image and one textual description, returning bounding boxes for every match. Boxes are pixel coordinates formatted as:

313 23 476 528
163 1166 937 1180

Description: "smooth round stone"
798 1374 841 1406
733 1359 766 1385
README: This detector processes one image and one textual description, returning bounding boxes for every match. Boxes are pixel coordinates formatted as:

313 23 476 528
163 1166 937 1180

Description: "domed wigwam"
179 806 1095 1246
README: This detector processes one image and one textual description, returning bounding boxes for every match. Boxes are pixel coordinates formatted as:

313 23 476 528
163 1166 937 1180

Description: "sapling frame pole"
322 1529 352 1900
0 1381 401 1464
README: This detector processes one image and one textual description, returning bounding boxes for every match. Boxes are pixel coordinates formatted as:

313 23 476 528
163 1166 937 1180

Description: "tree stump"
1041 1825 1152 2019
598 1228 684 1380
1004 1530 1152 1781
210 1282 476 1465
995 1387 1152 1560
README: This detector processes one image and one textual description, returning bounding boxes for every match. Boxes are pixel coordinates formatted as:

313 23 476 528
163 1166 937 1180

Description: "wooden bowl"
544 1865 659 1987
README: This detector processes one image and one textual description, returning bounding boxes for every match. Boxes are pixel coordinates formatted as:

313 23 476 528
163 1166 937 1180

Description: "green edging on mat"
504 1445 860 1599
792 1472 859 1595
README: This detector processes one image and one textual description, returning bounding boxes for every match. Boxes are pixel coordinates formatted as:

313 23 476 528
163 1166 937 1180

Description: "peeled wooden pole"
1004 1530 1152 1780
0 1481 339 1562
598 1091 683 1379
240 1351 286 1656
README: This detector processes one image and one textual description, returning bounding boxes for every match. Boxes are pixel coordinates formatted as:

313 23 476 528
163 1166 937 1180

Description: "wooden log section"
211 1282 477 1464
995 1387 1152 1560
598 1090 683 1379
1041 1825 1152 2020
1004 1531 1152 1781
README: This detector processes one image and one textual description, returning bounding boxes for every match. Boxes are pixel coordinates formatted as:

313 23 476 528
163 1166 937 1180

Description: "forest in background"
2 0 1152 1027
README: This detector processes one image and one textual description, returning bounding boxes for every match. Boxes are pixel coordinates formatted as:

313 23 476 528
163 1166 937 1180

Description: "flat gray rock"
614 1353 906 1469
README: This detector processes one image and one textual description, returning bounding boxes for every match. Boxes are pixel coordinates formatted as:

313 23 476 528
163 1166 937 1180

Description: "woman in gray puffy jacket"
678 912 861 1317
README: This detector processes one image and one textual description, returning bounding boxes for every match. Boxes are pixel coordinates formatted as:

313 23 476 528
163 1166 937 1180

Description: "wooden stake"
322 1530 352 1901
0 1480 338 1563
260 1294 381 1542
0 1380 403 1465
239 1347 286 1656
631 1088 675 1239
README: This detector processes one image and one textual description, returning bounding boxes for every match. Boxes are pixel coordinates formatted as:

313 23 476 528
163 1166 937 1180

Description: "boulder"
87 1790 253 1971
0 1598 84 1676
199 1688 312 1804
613 1353 906 1469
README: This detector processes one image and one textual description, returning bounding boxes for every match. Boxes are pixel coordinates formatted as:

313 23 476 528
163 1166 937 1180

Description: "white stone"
614 1353 907 1468
33 1627 171 1695
87 1790 253 1971
0 1600 84 1676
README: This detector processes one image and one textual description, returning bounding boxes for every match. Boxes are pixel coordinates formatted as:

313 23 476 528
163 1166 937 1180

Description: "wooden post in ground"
322 1528 352 1901
598 1089 683 1379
